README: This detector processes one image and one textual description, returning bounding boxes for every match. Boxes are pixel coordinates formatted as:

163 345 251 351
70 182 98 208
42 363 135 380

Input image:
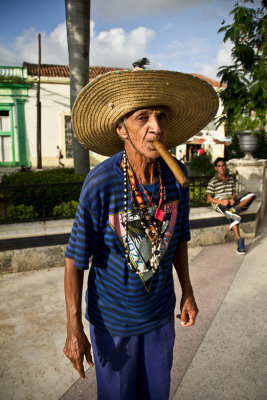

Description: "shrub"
4 204 39 221
1 168 86 185
0 168 84 218
190 153 214 176
189 184 207 206
53 201 78 217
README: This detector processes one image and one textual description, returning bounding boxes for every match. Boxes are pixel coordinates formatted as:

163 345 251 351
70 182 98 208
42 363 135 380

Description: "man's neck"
217 172 227 181
122 147 158 185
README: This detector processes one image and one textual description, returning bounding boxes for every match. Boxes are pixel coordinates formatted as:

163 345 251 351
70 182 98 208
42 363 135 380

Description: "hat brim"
72 69 219 157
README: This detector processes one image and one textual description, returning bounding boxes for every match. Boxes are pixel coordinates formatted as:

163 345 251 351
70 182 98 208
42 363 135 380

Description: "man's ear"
116 123 128 140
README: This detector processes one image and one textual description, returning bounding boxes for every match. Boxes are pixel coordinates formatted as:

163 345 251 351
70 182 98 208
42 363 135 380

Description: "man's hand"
220 199 229 207
177 293 199 327
229 198 236 206
64 329 94 379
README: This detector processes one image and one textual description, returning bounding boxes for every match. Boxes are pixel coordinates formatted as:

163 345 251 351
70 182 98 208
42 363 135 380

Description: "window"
0 136 12 162
0 109 12 162
0 110 10 131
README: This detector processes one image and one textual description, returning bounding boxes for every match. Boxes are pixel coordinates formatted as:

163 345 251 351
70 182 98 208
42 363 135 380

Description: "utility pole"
36 33 42 169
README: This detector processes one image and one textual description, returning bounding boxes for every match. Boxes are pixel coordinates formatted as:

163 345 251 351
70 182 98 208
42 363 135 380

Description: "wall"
228 158 267 220
175 96 227 162
24 78 73 168
0 200 261 273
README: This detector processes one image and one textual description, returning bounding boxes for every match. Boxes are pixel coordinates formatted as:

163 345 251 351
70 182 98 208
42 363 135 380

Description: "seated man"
206 157 255 254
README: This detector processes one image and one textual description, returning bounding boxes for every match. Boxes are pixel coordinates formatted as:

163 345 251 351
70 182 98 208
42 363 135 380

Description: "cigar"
153 140 189 187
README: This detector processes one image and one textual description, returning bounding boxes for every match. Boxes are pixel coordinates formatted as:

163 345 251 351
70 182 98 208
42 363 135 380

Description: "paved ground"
0 214 266 400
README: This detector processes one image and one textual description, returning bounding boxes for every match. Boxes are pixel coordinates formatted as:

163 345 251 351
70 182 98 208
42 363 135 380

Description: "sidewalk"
0 215 266 400
173 214 267 400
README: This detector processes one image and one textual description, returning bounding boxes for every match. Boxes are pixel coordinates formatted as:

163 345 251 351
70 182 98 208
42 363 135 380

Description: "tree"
217 0 267 135
65 0 90 174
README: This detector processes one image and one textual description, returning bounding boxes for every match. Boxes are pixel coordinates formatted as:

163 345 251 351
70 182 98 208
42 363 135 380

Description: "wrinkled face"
116 106 169 159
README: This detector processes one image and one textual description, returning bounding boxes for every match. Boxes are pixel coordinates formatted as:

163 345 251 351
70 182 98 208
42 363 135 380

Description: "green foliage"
0 169 84 222
217 0 267 134
189 183 207 206
253 132 267 158
53 201 78 217
227 130 267 159
230 115 266 133
4 204 38 221
190 153 214 176
1 168 86 185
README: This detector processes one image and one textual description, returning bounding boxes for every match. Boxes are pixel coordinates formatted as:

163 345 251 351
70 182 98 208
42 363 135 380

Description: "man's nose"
149 115 161 133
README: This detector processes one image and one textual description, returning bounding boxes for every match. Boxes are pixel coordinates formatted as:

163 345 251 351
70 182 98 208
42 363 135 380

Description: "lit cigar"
153 140 189 187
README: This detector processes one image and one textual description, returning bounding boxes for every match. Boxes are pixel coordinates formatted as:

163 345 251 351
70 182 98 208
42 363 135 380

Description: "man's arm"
173 241 198 327
63 257 93 378
206 194 230 207
229 191 237 206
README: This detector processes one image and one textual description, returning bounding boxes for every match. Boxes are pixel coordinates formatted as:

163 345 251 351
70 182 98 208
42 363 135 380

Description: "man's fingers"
85 345 94 367
76 357 86 379
182 315 194 327
176 312 193 325
180 307 188 326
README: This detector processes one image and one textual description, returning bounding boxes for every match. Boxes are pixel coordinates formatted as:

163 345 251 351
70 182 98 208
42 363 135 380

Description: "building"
0 63 227 169
0 67 31 167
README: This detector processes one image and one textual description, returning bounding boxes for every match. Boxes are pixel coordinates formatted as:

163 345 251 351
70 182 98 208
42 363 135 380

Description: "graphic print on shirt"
109 200 178 291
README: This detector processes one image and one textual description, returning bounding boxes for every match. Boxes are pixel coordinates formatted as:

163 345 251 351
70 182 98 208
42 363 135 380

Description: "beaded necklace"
123 151 166 273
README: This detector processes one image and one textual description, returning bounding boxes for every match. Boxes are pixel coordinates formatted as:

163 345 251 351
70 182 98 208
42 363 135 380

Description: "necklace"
123 151 166 274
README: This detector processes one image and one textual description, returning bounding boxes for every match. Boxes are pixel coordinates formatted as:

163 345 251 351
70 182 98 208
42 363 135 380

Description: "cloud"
0 24 68 66
192 41 233 80
163 23 174 31
92 0 215 19
91 26 155 67
0 21 155 69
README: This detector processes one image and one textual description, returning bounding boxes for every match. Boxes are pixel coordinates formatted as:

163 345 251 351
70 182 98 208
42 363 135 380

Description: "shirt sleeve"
206 178 214 196
65 201 99 270
176 161 190 242
179 185 191 242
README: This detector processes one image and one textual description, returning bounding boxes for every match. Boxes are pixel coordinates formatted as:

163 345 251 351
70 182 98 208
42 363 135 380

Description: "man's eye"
137 115 147 121
158 113 167 121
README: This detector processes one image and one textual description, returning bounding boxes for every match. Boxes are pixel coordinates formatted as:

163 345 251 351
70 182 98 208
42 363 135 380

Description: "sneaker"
236 238 246 255
225 207 241 222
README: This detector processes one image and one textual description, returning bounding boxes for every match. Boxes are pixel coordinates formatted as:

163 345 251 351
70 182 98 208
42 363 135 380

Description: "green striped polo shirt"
206 175 235 210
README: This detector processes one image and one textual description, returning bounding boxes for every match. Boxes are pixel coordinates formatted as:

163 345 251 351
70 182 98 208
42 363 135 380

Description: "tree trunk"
65 0 90 175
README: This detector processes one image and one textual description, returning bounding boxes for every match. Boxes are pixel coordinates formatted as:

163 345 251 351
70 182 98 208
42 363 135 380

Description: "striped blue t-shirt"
65 151 190 336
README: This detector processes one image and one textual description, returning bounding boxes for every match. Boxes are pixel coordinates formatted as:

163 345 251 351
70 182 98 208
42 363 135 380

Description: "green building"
0 67 32 167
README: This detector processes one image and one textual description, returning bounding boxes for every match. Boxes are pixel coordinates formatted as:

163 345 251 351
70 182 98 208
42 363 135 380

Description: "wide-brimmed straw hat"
72 69 219 157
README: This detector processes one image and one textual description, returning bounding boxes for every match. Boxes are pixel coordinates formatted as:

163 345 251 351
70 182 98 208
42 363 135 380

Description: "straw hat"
72 69 219 157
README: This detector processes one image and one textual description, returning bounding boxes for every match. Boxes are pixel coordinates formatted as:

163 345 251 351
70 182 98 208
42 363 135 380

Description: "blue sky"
0 0 262 80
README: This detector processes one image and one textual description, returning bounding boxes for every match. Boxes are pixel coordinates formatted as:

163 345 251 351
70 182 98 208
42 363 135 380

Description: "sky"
0 0 262 80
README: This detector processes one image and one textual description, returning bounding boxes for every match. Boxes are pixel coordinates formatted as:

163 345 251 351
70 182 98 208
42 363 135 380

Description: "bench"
189 200 262 247
0 201 262 273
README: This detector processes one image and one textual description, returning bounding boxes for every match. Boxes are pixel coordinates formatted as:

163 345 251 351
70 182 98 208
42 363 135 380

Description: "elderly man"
206 157 255 254
63 66 218 399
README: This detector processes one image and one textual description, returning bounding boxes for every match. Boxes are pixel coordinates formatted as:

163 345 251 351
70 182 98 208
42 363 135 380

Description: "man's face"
116 106 169 159
215 161 226 174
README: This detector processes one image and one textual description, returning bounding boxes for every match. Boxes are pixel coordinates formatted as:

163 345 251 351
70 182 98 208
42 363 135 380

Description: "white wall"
24 79 72 168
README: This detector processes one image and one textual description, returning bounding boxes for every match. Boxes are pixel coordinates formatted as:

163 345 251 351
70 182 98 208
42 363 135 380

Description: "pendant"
146 225 158 242
155 208 165 222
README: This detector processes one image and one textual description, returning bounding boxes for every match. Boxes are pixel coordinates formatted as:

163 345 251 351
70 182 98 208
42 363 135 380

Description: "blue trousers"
89 314 175 400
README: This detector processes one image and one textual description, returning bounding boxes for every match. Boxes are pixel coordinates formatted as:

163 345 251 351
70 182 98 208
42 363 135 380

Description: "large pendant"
146 226 158 242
